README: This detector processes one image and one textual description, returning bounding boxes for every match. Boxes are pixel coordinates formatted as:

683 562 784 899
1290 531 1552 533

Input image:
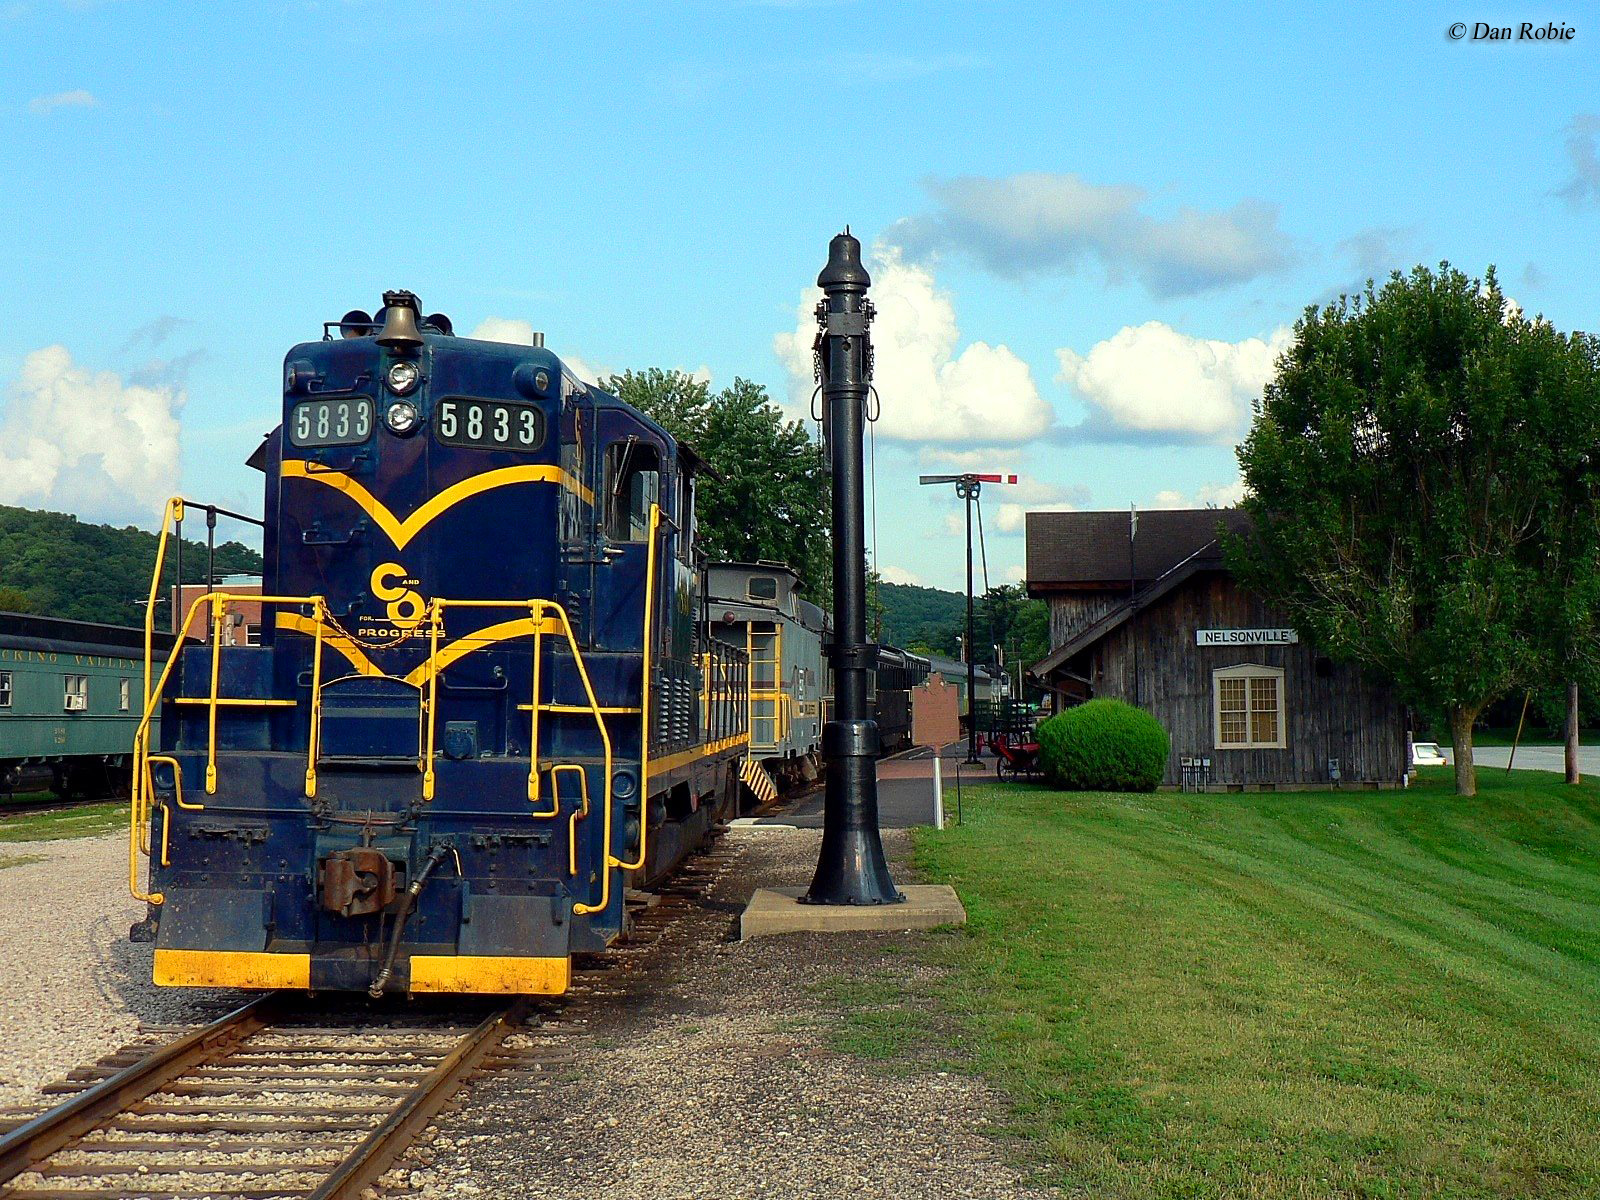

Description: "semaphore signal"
918 472 1018 765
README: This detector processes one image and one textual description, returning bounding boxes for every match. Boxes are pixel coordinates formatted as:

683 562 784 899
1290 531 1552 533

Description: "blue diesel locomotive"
130 292 749 996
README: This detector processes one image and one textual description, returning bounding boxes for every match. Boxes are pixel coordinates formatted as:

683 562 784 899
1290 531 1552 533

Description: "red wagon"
991 730 1043 781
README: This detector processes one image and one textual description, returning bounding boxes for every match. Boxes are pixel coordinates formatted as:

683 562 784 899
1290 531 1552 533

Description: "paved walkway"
757 747 995 828
1472 743 1600 775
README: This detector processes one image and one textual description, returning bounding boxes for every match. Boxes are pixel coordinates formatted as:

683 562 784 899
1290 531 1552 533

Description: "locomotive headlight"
384 400 420 435
386 360 421 395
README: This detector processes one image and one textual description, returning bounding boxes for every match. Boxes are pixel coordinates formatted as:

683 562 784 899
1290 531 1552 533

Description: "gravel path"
407 828 1056 1200
0 830 243 1109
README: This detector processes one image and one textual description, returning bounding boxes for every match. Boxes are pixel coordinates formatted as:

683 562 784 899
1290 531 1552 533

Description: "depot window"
1213 664 1285 749
603 439 661 543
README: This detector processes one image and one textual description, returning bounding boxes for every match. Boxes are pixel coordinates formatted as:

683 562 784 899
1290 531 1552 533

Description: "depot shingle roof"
1025 507 1250 591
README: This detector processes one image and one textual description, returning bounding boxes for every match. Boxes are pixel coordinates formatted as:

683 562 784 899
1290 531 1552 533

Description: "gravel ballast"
0 829 242 1109
409 827 1055 1200
1 821 1052 1198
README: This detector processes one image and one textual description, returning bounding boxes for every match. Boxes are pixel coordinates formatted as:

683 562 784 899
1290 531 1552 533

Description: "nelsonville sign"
1195 628 1300 647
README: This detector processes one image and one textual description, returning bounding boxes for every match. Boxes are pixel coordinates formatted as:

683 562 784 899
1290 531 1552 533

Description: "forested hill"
0 506 263 627
878 580 965 653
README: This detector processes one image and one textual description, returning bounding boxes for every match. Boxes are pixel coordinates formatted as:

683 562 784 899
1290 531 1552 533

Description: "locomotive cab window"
677 471 696 562
747 576 778 601
603 440 660 543
436 397 545 451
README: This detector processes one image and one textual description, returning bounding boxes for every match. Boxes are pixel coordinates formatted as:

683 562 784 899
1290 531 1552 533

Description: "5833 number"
436 398 545 450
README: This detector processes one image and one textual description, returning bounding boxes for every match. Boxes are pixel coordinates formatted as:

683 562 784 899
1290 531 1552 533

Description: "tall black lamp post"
803 230 903 907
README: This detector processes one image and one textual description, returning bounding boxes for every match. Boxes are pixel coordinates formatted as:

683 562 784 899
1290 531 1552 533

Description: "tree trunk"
1566 680 1581 786
1448 704 1478 796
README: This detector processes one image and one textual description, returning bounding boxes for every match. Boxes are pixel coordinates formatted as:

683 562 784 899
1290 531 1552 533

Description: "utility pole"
803 230 902 907
920 472 1016 766
1129 504 1139 706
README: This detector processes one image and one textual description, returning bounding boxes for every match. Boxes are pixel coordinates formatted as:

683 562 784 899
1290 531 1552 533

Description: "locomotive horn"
338 309 373 339
375 290 425 349
803 230 903 907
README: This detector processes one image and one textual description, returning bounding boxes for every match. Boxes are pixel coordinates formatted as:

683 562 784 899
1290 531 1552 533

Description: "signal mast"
918 473 1017 765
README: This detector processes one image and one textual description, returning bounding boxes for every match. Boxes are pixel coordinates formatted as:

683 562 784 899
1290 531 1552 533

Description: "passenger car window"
603 440 661 543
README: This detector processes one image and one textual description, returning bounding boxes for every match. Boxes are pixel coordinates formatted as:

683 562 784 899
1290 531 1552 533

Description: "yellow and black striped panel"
739 758 779 805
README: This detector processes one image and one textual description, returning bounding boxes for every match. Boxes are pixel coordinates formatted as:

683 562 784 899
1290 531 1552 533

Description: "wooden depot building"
1025 508 1405 790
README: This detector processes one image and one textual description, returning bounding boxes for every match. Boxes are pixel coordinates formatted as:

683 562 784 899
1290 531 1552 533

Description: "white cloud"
27 88 96 115
891 172 1294 296
467 317 611 385
878 564 923 586
1055 321 1291 443
776 244 1053 445
0 345 184 522
1150 478 1247 509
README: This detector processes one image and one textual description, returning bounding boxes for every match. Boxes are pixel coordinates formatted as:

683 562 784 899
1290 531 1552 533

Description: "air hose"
369 845 451 998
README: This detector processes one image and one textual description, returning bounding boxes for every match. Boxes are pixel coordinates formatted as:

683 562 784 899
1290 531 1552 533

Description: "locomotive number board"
289 395 374 447
435 397 546 450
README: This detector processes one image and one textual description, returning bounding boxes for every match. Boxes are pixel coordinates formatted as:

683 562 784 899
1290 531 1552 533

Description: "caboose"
130 292 748 995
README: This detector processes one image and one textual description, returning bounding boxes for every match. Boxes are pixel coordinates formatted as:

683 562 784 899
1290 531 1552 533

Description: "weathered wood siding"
1086 571 1404 787
1048 591 1124 648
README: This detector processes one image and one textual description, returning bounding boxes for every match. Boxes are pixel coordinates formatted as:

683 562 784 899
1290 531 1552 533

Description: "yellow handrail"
547 763 586 841
528 612 544 802
418 597 616 912
424 601 443 800
614 502 660 873
129 590 327 904
205 599 226 793
143 497 182 716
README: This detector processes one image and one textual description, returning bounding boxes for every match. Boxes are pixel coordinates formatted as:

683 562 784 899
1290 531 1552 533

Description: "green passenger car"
0 612 180 798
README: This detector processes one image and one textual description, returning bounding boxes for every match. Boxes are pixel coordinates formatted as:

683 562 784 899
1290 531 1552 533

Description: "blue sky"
2 0 1596 591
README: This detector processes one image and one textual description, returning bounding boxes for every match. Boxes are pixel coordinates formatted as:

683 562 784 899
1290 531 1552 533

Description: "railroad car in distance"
0 613 179 799
872 645 930 754
131 291 749 997
706 562 827 799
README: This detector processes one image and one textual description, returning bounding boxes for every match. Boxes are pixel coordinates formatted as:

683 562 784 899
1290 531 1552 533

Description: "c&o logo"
370 562 426 629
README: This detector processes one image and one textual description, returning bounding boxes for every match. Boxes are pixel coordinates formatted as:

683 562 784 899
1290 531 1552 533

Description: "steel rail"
308 1002 522 1200
0 993 279 1186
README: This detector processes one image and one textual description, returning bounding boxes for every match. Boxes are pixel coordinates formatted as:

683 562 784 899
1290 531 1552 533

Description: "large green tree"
1230 264 1600 795
603 370 831 599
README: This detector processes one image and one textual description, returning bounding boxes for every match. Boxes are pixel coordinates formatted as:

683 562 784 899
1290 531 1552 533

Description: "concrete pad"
740 884 966 940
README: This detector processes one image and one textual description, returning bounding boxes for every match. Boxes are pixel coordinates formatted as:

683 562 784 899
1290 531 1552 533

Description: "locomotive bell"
375 290 425 349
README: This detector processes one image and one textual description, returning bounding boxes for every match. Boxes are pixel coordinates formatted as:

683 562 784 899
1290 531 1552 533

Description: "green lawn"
912 768 1600 1198
0 801 125 844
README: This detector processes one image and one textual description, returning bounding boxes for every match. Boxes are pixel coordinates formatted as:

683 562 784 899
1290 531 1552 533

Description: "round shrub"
1036 699 1170 792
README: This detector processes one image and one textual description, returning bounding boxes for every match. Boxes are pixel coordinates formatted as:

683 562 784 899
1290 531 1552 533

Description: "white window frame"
120 678 131 712
0 670 10 709
64 674 89 712
1213 663 1286 750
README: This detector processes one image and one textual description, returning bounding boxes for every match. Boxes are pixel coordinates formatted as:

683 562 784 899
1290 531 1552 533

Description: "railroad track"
0 835 742 1200
0 996 537 1200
